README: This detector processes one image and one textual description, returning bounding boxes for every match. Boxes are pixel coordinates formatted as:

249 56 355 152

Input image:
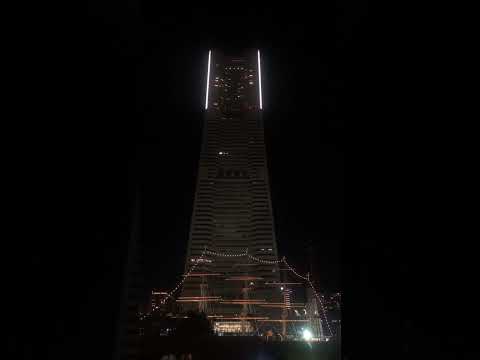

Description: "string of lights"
165 248 207 299
205 249 248 257
307 278 333 337
247 253 283 264
282 259 310 280
280 260 333 336
162 247 334 334
203 248 283 264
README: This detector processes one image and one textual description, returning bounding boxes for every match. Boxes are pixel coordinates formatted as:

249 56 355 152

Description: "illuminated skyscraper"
180 50 282 331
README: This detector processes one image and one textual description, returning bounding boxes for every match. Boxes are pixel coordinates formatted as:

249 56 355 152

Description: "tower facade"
180 50 282 330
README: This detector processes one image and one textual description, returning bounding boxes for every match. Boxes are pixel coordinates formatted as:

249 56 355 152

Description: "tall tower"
180 50 282 330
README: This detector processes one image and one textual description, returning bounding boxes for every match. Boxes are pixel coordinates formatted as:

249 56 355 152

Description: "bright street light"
302 329 313 341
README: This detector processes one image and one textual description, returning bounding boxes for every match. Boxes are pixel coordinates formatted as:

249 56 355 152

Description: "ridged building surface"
180 50 282 328
118 193 143 360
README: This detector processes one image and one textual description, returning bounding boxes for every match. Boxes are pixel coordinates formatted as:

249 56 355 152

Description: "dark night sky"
61 3 363 296
12 3 357 359
12 2 469 360
130 4 357 293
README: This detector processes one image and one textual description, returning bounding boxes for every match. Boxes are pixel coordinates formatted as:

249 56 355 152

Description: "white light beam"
257 50 263 110
205 50 211 110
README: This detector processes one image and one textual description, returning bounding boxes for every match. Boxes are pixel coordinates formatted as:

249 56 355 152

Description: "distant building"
150 290 177 315
117 193 144 360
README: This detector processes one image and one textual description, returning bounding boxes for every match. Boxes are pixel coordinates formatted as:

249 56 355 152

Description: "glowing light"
257 50 263 109
162 246 334 338
205 50 211 110
303 329 313 341
280 286 284 291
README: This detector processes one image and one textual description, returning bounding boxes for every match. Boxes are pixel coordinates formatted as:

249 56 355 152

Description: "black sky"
9 3 472 360
128 3 360 293
57 3 355 354
15 1 358 355
13 2 450 360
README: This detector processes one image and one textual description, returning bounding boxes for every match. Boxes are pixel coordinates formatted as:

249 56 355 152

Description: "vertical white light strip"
205 50 211 110
257 49 263 110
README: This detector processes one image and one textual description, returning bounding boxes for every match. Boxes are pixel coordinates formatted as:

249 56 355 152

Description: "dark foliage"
171 311 214 340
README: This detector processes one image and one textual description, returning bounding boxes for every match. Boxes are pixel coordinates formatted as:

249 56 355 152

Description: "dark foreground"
139 336 339 360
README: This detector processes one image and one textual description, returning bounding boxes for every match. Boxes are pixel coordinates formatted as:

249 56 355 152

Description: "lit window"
190 258 212 263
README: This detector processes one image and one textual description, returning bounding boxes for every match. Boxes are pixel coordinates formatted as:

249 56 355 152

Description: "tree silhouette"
172 310 213 340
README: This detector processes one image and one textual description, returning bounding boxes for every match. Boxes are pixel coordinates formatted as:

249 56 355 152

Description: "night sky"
14 2 466 360
12 2 357 358
130 4 358 294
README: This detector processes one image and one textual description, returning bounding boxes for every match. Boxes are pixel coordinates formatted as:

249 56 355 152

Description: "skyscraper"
179 49 282 332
